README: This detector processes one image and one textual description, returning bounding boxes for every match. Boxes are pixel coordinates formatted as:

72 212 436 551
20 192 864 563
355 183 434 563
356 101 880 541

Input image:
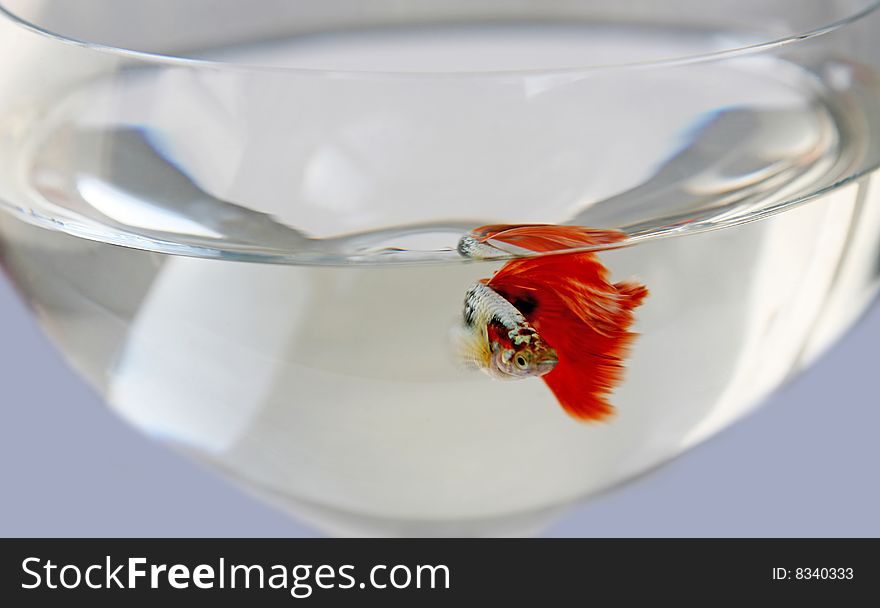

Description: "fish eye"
515 354 529 369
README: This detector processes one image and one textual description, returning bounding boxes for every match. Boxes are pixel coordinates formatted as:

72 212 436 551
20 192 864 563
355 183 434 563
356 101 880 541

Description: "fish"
457 224 648 421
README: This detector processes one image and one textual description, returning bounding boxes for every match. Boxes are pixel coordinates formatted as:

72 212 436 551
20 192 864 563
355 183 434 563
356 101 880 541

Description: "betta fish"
456 224 648 421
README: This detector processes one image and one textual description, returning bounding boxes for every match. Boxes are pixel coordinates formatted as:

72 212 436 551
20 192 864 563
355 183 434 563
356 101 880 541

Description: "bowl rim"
1 1 879 78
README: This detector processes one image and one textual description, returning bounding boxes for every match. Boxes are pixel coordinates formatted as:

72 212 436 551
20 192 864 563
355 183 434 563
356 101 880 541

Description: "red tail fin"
542 275 648 420
616 281 649 308
485 227 647 421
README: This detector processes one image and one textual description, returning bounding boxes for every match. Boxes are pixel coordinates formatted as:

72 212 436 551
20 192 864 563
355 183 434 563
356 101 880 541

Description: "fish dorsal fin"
466 224 626 256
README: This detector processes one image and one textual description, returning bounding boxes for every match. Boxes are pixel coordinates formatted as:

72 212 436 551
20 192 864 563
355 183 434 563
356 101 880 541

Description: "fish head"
487 324 558 379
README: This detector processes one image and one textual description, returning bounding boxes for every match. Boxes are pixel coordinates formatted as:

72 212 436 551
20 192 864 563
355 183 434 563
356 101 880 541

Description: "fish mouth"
535 358 558 376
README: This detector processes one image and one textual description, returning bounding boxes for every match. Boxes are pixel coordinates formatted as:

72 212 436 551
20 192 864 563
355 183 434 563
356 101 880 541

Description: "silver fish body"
459 282 557 379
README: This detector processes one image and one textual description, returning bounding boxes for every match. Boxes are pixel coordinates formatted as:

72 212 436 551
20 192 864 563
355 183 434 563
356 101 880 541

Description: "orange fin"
487 250 648 422
490 254 622 337
542 361 617 421
463 224 626 257
615 280 649 307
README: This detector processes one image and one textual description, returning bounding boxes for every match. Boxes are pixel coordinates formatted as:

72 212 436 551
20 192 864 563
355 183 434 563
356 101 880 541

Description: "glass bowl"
1 0 879 536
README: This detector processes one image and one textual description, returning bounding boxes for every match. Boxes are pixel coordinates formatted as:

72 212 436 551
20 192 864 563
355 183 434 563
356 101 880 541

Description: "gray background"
1 273 878 537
